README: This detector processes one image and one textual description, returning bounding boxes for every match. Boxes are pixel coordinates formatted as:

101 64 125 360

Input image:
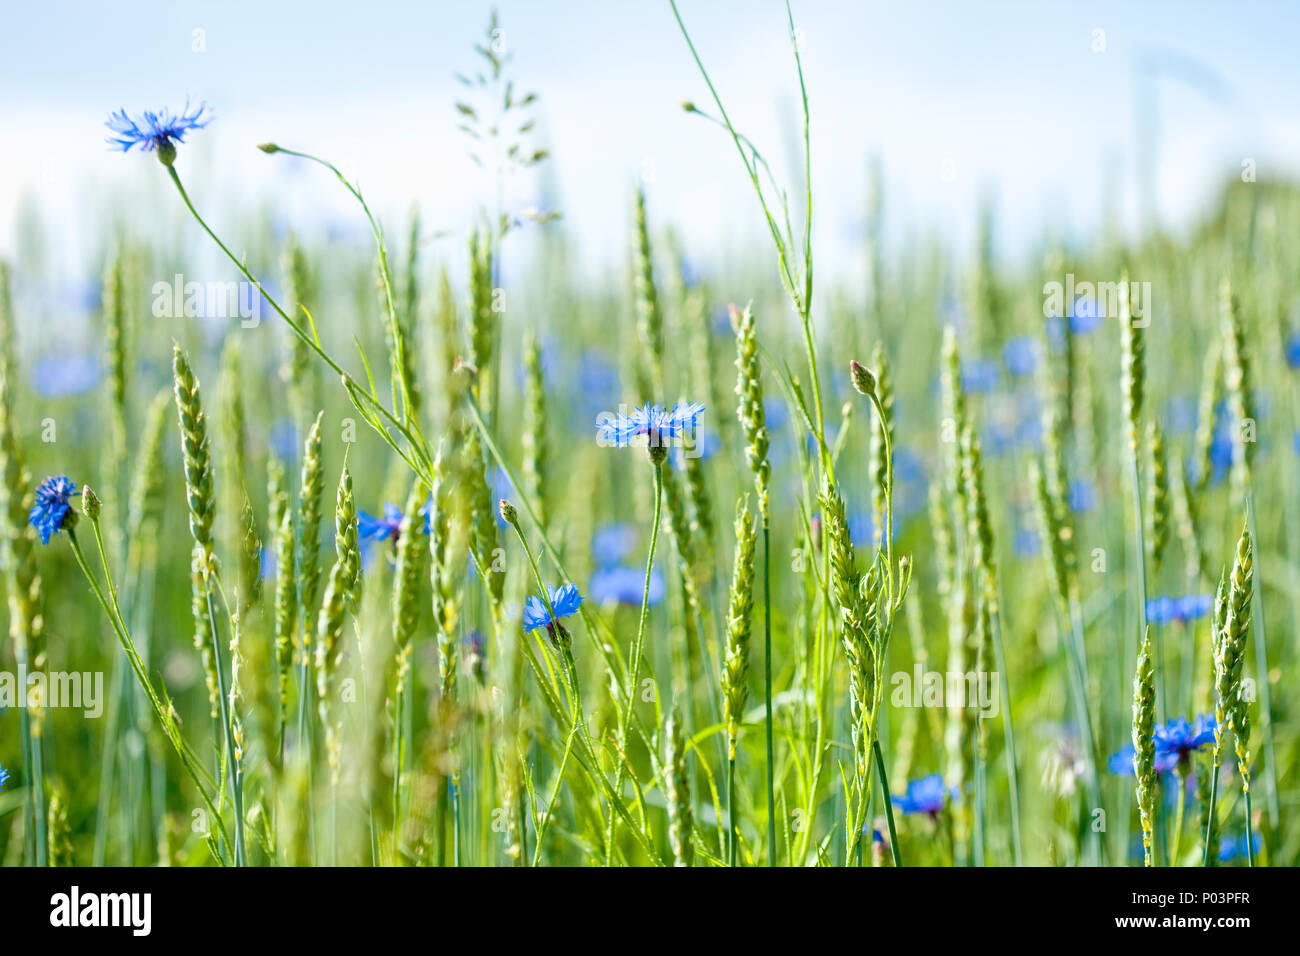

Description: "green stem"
762 521 775 866
1171 768 1187 865
202 575 245 866
1243 494 1278 832
66 528 230 855
606 460 663 864
1243 788 1255 867
727 756 738 867
1202 756 1221 867
165 166 433 486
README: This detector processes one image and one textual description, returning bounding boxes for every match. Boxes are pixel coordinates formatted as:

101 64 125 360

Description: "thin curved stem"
606 460 663 864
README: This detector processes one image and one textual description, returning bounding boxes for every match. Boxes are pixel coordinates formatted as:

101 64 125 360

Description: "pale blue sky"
3 1 1299 283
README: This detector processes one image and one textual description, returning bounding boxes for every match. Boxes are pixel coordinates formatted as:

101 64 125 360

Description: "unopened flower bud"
850 359 877 397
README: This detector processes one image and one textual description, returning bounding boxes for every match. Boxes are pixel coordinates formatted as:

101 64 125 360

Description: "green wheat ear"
633 185 665 396
46 784 74 867
1215 517 1254 785
821 478 874 779
1132 626 1157 867
126 389 172 549
269 456 296 761
172 345 221 720
172 344 217 565
522 330 548 527
428 449 461 700
732 302 770 522
1120 271 1145 453
1145 420 1170 575
315 464 356 784
1220 279 1255 492
296 410 326 641
467 226 495 410
723 496 756 759
1192 339 1223 499
393 477 431 695
664 705 694 867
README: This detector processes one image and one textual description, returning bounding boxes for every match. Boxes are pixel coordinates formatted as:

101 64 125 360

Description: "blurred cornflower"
1002 336 1037 377
576 350 620 412
1166 396 1198 436
763 397 789 430
1070 295 1103 334
1145 594 1212 625
33 354 101 398
1014 526 1040 558
848 511 893 550
961 359 999 394
592 523 637 566
893 773 952 817
29 475 79 545
596 402 705 448
1218 832 1262 863
672 428 720 467
259 545 275 581
522 583 584 632
1286 333 1300 370
590 565 666 606
1067 478 1096 513
0 764 9 791
105 102 209 162
359 503 404 543
269 419 300 463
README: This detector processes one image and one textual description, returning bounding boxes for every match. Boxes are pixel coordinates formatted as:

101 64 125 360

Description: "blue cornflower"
259 545 275 581
1218 832 1262 863
592 523 637 566
1003 337 1037 377
106 102 209 164
1153 714 1216 765
0 764 9 791
358 503 404 542
590 565 666 606
522 583 584 633
1175 594 1212 621
1067 478 1096 513
29 475 79 544
1287 333 1300 370
1109 714 1215 777
1145 596 1174 625
1146 593 1211 624
893 773 952 816
596 402 705 449
1107 743 1177 777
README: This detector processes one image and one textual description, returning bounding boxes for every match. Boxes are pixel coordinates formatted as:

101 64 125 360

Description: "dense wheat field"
0 5 1295 869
